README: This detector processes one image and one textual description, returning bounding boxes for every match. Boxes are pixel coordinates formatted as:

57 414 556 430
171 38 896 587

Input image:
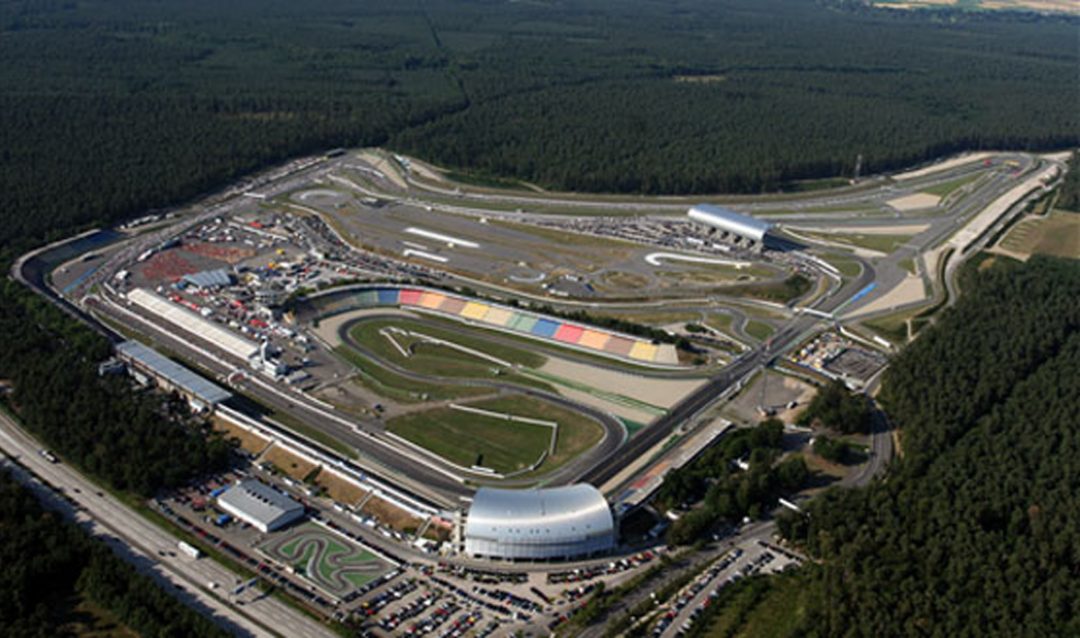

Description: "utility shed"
216 479 304 533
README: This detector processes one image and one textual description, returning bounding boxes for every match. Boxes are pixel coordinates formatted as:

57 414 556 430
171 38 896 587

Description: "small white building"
216 479 304 533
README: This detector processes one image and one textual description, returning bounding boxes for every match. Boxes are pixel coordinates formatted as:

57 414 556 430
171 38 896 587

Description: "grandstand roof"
115 340 232 406
127 288 259 361
687 204 772 243
465 484 615 560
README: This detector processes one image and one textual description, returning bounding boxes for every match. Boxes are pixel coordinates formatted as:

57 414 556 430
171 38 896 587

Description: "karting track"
261 525 389 596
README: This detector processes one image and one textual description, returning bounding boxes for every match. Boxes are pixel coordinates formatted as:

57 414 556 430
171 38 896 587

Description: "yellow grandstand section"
628 341 659 362
461 302 490 320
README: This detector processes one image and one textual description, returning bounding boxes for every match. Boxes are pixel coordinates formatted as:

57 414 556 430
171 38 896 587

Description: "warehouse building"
182 268 233 290
687 204 773 244
216 479 305 533
127 288 260 361
464 485 615 560
115 340 231 411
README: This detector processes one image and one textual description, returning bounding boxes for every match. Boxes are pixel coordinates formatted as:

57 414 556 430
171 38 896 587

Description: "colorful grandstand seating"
345 286 676 365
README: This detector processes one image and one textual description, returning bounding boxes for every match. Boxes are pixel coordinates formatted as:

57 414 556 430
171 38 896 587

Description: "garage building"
464 484 615 560
216 479 305 533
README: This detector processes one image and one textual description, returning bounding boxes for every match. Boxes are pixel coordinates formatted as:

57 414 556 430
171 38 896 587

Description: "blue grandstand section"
531 319 560 338
376 289 399 304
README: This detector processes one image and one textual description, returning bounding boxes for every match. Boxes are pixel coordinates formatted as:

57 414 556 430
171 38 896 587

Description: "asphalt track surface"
336 315 626 487
579 253 875 488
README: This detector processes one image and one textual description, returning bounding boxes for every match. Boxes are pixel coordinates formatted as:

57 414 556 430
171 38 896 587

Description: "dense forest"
659 419 808 545
0 278 231 496
0 472 227 637
0 0 1077 261
773 255 1080 636
796 379 871 435
1056 150 1080 211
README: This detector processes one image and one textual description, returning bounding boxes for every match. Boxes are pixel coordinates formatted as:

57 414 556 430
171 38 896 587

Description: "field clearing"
846 274 927 318
993 210 1079 261
259 444 318 481
745 320 776 342
386 392 606 475
887 192 941 211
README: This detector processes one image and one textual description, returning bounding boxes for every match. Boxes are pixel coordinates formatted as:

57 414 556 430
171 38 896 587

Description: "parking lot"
649 541 800 637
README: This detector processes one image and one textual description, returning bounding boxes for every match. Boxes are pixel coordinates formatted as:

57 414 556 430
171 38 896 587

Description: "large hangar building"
464 485 616 560
216 479 304 533
687 204 772 244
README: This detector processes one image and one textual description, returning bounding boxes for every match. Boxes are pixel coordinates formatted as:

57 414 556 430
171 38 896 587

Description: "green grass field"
919 172 982 198
334 345 489 403
997 210 1079 259
386 393 604 474
701 572 812 638
745 320 776 342
349 317 546 369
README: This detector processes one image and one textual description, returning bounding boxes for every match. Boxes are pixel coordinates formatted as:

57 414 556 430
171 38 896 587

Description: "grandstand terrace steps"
315 286 682 367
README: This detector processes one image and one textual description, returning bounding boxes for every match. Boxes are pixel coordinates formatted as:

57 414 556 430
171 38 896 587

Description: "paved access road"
0 411 337 638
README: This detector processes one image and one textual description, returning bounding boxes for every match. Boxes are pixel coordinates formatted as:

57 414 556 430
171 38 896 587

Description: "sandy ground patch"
211 416 272 456
315 469 370 506
790 223 929 235
259 443 319 481
774 377 817 424
360 495 423 533
554 386 658 425
887 192 941 211
310 307 415 348
891 152 995 181
845 274 927 318
358 150 408 190
539 357 705 409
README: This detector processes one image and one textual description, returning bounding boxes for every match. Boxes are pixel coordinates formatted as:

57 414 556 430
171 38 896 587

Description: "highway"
0 410 337 638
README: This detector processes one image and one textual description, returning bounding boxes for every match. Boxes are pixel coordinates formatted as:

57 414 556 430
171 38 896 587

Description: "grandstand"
115 340 231 411
310 286 681 366
687 204 772 244
127 288 260 361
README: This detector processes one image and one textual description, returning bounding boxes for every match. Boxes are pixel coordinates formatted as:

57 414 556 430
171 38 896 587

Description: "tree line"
0 471 227 637
0 279 231 497
659 419 809 546
773 255 1080 636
